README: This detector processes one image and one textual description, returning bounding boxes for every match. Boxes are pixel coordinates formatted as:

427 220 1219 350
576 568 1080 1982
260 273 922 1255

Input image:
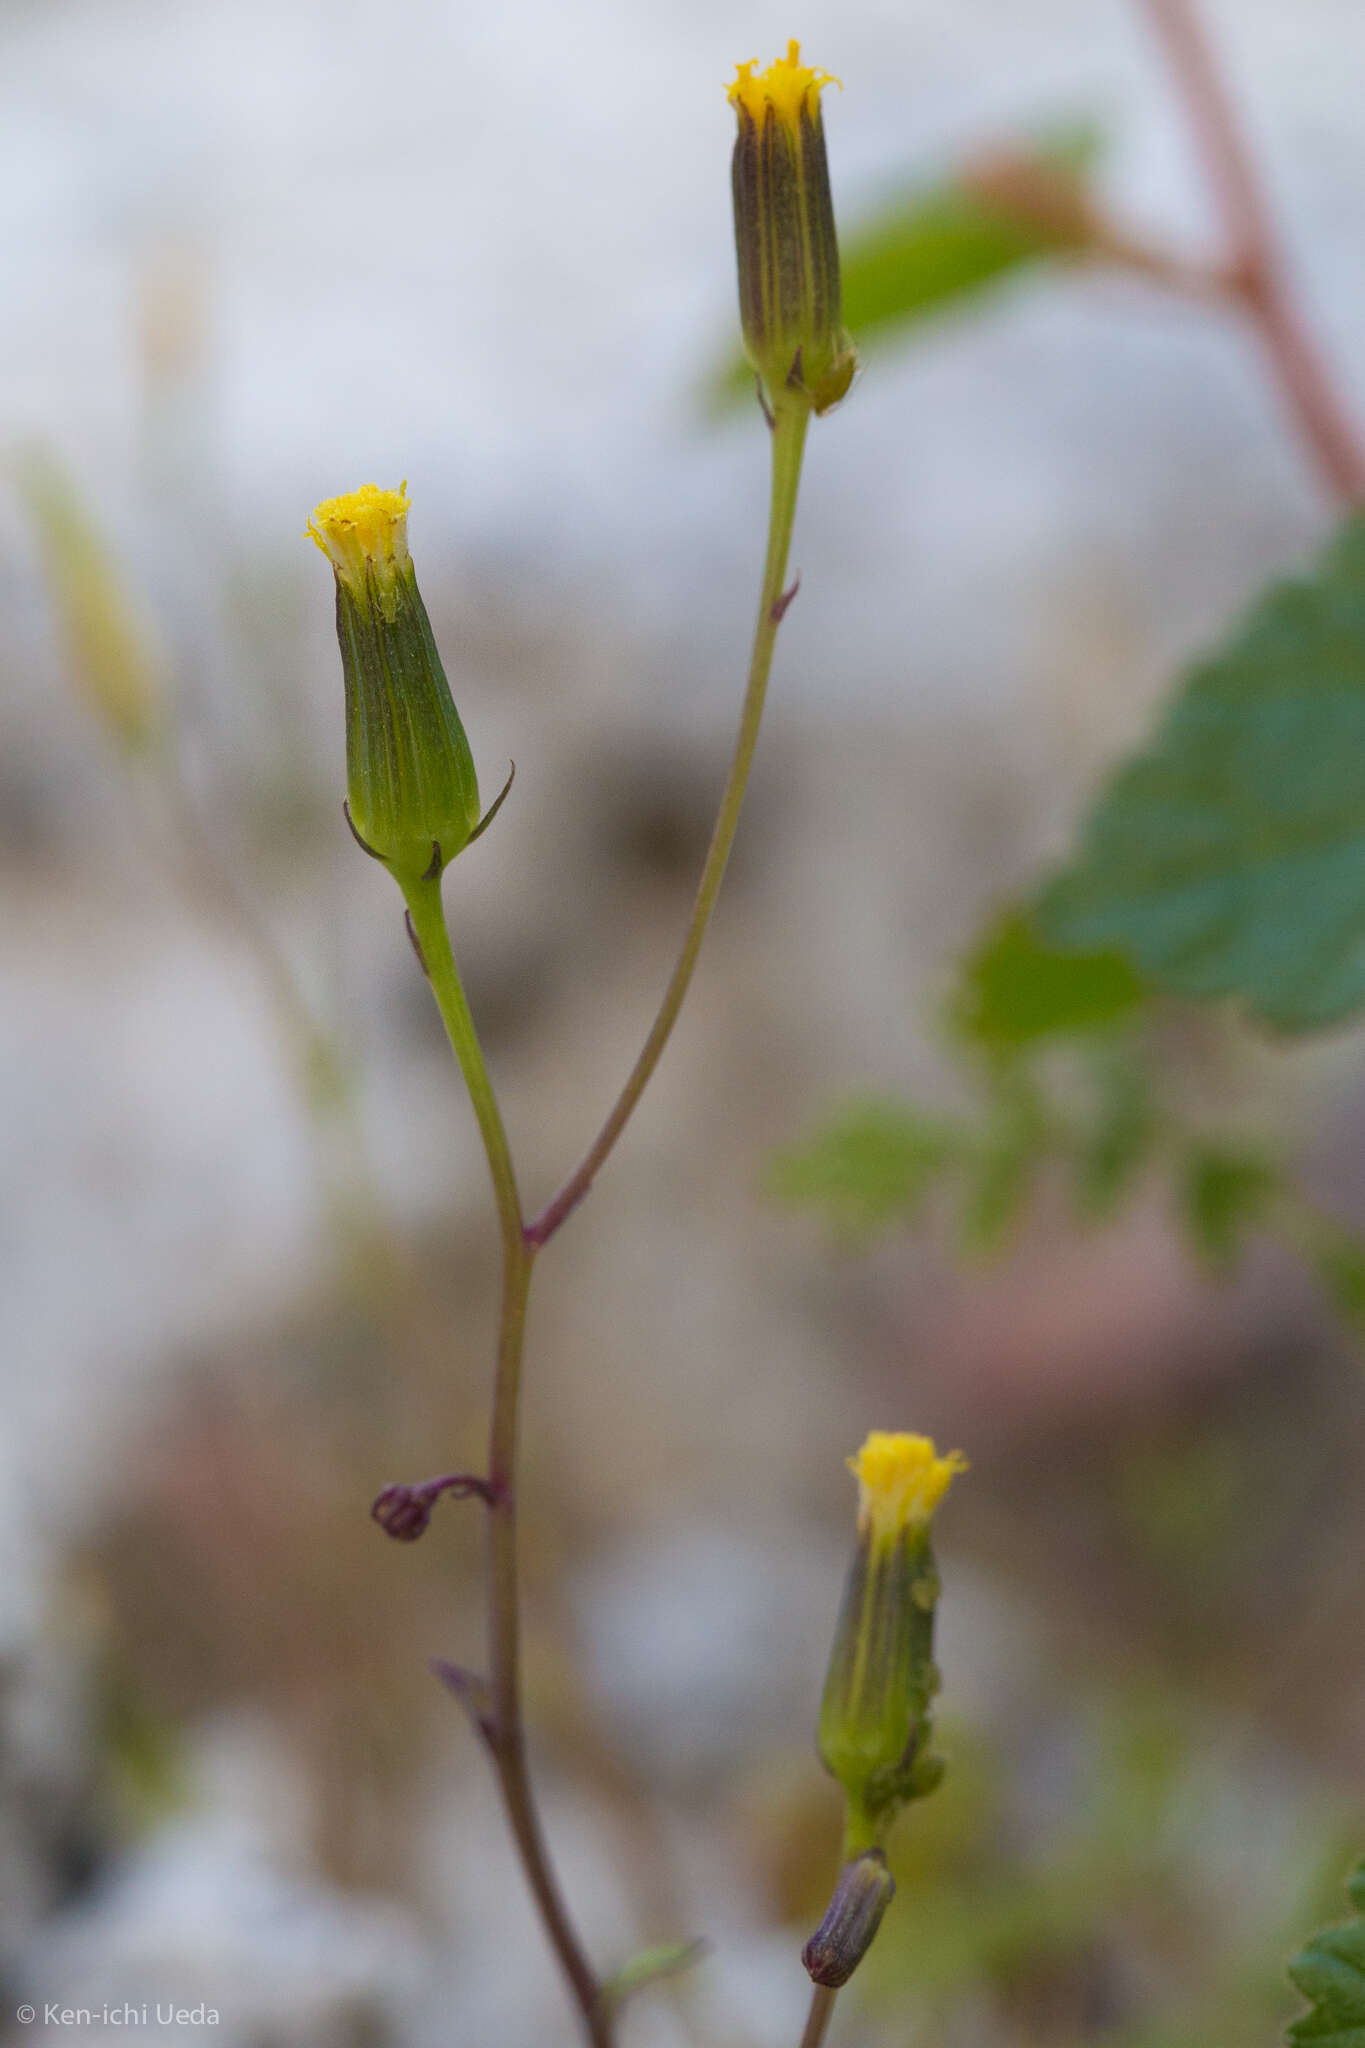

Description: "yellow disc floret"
849 1432 967 1541
307 483 411 612
728 39 840 129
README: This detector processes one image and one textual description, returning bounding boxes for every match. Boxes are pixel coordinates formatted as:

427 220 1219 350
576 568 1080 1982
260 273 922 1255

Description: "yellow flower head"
728 39 840 129
307 483 411 615
849 1432 967 1543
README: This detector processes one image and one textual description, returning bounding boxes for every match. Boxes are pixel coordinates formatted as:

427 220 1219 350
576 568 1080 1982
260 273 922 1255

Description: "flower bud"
728 41 857 416
802 1851 896 1988
307 484 480 885
818 1431 966 1852
370 1470 497 1541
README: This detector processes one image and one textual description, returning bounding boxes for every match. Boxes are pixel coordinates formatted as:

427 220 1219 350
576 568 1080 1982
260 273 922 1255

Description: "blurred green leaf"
98 1658 187 1829
957 1073 1046 1254
604 1940 707 2007
1309 1231 1365 1343
766 1096 963 1239
866 1867 1104 2001
955 906 1147 1051
17 444 165 750
1073 1049 1155 1220
1040 515 1365 1031
1177 1144 1281 1271
1117 1430 1253 1578
710 125 1104 409
1287 1861 1365 2045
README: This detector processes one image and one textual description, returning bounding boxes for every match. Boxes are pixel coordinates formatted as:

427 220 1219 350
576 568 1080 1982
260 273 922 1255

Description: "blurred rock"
15 1717 427 2048
572 1521 845 1789
0 1494 102 1991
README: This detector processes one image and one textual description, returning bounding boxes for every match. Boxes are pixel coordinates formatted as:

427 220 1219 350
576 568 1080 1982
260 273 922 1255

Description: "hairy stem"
799 1984 839 2048
1139 0 1365 504
526 394 812 1246
401 877 612 2047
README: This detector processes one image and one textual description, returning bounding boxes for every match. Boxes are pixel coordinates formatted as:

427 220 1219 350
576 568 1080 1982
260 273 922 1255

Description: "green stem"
402 876 522 1256
402 876 612 2048
399 389 813 2046
799 1984 838 2048
526 395 812 1246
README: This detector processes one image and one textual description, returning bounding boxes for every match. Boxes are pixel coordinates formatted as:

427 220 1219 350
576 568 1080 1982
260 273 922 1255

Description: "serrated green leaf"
1040 515 1365 1032
1287 1861 1365 2045
709 126 1103 409
1177 1145 1281 1272
766 1097 963 1240
955 906 1147 1051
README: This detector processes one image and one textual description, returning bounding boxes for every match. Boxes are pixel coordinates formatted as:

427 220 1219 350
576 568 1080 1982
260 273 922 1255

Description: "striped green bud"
818 1432 966 1853
728 42 857 417
308 484 480 887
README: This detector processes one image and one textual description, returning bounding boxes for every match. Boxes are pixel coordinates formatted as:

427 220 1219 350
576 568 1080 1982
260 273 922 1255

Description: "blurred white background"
4 2 1365 2044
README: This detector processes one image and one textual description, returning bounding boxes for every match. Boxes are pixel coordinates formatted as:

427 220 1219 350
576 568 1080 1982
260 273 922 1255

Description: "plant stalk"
400 385 814 2045
402 877 612 2048
1138 0 1365 505
799 1984 839 2048
526 394 812 1246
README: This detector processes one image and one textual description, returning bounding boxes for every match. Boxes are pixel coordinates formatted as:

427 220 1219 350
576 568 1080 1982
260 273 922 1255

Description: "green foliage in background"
97 1655 188 1832
770 910 1154 1247
851 1698 1355 2048
1041 515 1365 1032
953 906 1145 1049
1287 1861 1365 2045
710 126 1102 409
769 899 1365 1337
765 1097 965 1242
771 514 1365 1342
1177 1144 1281 1272
602 1940 707 2012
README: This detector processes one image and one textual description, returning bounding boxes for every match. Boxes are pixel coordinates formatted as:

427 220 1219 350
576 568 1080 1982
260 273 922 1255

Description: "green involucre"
731 93 855 413
818 1525 945 1853
335 561 480 885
